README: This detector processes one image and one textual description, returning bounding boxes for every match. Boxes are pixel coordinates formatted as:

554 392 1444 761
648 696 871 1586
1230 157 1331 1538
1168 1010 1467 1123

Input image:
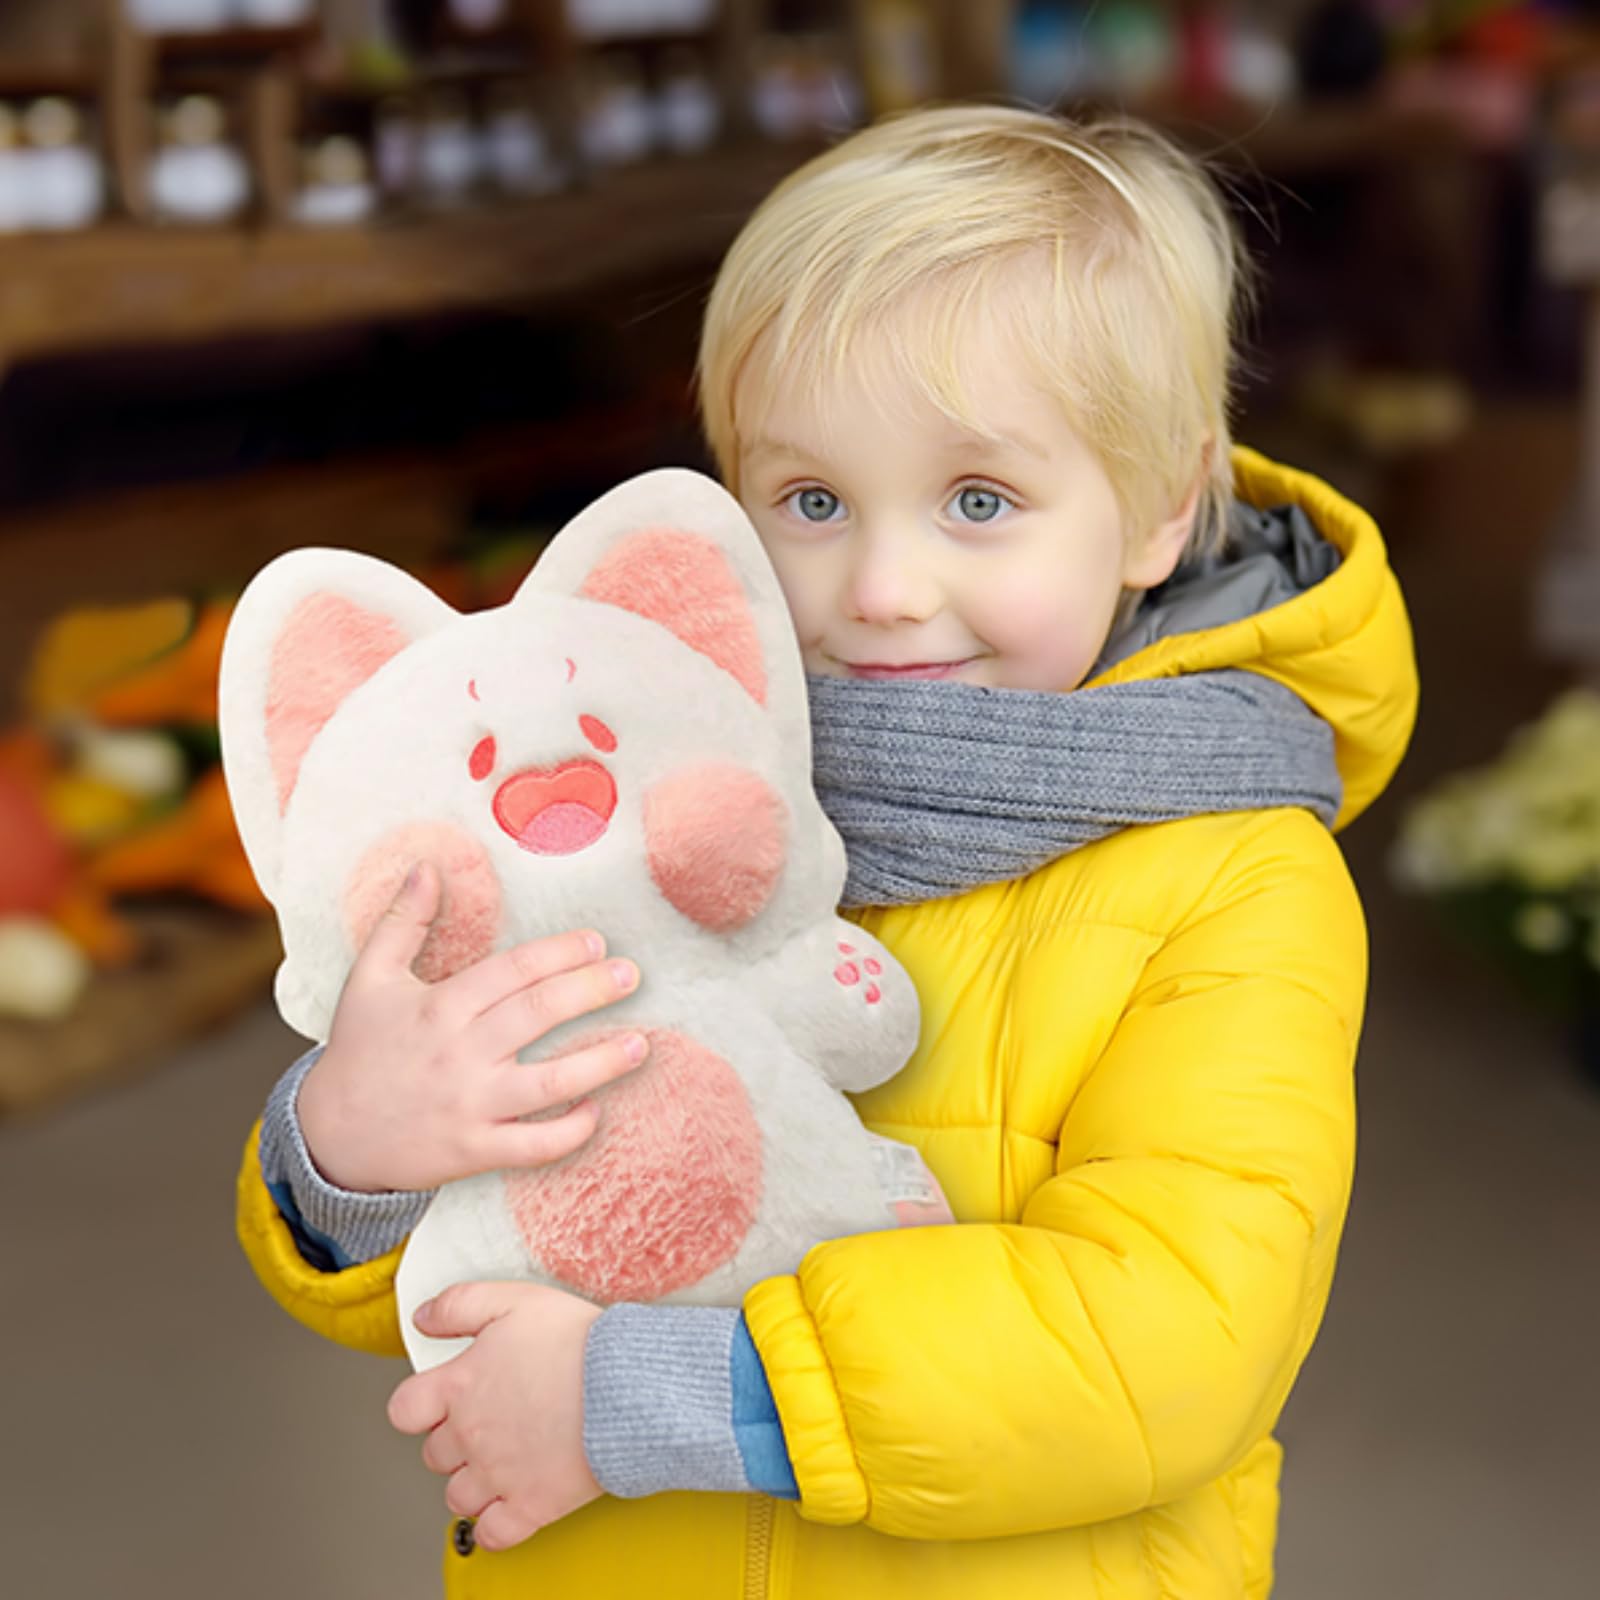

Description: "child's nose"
844 531 940 625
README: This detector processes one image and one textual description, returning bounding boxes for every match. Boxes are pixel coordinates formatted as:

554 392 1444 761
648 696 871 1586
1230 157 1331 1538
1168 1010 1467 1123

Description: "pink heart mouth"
493 760 617 855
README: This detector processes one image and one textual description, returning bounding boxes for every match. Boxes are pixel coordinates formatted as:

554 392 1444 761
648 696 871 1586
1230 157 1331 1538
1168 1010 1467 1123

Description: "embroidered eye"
947 485 1013 524
580 715 617 753
786 486 844 524
469 736 496 781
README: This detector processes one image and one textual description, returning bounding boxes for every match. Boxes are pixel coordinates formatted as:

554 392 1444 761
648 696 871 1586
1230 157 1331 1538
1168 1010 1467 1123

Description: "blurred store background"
1 2 1598 1595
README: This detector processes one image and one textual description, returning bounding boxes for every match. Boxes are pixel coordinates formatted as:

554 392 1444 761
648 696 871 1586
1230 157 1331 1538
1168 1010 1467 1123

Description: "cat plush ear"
219 549 458 899
517 468 812 752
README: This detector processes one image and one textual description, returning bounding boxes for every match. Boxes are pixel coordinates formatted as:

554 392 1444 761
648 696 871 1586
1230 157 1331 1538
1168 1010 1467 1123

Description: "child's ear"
1122 448 1211 590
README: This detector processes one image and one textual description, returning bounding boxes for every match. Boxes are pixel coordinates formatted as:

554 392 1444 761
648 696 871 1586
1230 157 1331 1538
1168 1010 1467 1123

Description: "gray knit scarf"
805 500 1346 909
808 670 1341 907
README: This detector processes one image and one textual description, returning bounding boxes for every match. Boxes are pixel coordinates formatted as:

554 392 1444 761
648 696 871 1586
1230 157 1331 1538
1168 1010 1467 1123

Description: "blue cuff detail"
730 1317 799 1500
265 1179 355 1271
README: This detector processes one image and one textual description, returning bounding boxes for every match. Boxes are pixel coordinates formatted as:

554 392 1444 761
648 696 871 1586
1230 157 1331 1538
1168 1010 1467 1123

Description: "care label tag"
867 1135 944 1207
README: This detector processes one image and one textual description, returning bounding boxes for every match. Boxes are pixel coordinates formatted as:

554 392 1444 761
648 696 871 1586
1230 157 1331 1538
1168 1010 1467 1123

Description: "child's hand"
298 861 645 1194
388 1282 604 1551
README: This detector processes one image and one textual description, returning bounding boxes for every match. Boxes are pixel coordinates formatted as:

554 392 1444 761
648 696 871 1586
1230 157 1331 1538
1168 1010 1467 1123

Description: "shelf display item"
448 0 511 28
148 96 251 223
0 918 91 1024
233 0 317 22
126 0 235 32
579 59 656 166
484 87 563 195
218 467 951 1371
657 50 718 153
293 135 378 224
417 90 483 204
372 97 418 196
567 0 717 39
19 99 104 233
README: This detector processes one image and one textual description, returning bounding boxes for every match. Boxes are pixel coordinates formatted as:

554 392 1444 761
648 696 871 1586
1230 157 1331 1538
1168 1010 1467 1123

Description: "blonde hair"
698 104 1250 559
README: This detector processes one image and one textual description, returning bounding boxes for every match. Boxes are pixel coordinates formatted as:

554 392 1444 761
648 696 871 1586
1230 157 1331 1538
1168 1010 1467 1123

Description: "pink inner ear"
267 592 410 814
578 528 767 705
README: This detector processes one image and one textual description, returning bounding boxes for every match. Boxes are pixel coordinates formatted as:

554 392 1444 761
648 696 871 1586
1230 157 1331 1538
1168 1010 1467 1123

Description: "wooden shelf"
147 24 319 61
0 904 283 1120
0 141 810 365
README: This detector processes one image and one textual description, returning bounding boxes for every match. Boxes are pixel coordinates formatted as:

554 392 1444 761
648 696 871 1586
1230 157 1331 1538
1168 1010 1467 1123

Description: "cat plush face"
220 468 848 1042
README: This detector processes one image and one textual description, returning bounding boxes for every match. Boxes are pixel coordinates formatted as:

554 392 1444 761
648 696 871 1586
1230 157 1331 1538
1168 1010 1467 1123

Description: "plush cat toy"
220 468 951 1371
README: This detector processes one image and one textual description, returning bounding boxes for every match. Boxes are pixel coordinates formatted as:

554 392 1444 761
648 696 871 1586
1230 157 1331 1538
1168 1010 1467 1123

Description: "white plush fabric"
220 468 945 1371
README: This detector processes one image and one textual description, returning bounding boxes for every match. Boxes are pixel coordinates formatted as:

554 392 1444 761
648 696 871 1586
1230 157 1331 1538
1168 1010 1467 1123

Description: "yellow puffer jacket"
236 448 1418 1599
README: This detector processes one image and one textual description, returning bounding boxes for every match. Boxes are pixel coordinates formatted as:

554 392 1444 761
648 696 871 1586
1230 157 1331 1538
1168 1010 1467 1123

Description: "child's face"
736 322 1180 693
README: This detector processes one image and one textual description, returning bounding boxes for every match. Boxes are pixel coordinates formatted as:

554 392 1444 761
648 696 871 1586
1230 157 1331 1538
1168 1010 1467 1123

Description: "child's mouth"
843 659 973 681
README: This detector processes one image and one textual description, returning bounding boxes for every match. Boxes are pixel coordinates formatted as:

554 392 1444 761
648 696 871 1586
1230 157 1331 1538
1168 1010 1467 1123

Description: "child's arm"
236 864 648 1357
663 807 1357 1539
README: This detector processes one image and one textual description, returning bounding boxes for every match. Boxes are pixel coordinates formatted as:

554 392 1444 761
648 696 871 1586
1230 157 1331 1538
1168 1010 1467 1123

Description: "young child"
236 105 1417 1598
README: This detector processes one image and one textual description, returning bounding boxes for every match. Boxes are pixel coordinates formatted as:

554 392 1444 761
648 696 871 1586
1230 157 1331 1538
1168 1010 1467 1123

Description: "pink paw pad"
834 962 859 985
505 1027 762 1302
865 984 881 1004
864 958 881 975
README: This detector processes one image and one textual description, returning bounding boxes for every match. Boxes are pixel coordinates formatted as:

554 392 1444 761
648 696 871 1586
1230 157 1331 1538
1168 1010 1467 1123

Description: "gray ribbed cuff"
259 1048 434 1267
582 1304 749 1498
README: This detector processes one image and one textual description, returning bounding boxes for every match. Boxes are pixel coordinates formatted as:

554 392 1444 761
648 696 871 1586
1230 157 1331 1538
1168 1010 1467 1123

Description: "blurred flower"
1513 901 1570 953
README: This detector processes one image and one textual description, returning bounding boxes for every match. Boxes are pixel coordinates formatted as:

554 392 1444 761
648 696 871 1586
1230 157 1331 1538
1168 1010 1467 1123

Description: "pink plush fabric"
267 593 409 814
579 530 768 706
504 1026 763 1302
343 821 502 980
643 764 787 932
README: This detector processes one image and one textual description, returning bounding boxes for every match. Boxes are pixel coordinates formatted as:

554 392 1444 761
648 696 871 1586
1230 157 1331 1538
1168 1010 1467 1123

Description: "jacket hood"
1087 446 1418 830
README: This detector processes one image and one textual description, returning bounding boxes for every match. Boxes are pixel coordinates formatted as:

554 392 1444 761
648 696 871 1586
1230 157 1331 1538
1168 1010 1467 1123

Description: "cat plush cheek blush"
220 467 952 1371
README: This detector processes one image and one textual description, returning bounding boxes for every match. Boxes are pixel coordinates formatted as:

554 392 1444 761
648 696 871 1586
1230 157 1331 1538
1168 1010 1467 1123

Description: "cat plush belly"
396 1008 896 1370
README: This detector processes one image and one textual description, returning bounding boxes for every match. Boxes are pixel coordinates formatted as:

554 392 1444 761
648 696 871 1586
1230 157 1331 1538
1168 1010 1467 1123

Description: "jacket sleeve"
743 808 1366 1540
236 1119 408 1359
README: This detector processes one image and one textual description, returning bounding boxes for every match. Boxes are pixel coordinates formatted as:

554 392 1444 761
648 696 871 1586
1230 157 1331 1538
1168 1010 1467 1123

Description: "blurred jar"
235 0 317 24
293 134 377 224
127 0 233 31
580 58 655 165
484 84 562 195
657 48 718 154
0 105 28 235
750 37 807 141
449 0 511 28
417 90 482 204
148 95 250 223
372 97 418 197
568 0 717 38
20 98 104 232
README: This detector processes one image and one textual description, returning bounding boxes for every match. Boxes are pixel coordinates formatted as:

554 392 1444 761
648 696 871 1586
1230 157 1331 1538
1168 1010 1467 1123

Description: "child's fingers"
473 1499 540 1553
388 1369 450 1436
483 1032 649 1124
352 861 441 982
480 1097 603 1170
445 1466 499 1520
442 928 608 1020
421 1420 468 1477
469 957 640 1061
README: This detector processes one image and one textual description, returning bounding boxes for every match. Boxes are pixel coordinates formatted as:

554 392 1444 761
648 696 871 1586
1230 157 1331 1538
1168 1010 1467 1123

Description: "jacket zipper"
743 1496 774 1600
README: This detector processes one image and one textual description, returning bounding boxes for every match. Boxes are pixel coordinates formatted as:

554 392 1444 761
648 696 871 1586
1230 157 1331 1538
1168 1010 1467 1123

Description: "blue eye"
949 485 1012 524
787 486 844 523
